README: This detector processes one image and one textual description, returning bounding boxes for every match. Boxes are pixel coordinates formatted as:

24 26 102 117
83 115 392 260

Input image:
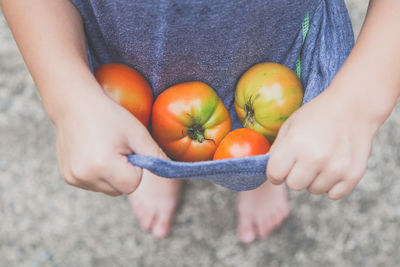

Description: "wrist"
39 68 106 126
324 79 396 135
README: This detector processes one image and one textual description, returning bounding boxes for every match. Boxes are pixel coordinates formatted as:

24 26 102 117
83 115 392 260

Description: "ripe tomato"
94 63 153 126
152 81 232 162
213 128 270 160
235 62 303 143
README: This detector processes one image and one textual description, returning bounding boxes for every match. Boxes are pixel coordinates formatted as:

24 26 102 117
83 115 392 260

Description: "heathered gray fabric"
71 0 354 191
128 154 269 191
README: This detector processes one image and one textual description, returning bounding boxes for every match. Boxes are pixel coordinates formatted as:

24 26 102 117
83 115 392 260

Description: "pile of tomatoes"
95 62 303 161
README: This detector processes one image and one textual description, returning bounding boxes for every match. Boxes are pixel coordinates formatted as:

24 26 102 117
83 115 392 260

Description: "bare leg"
237 180 289 243
128 170 182 238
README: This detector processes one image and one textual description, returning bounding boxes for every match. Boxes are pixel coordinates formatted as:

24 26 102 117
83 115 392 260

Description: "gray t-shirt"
70 0 355 190
71 0 354 128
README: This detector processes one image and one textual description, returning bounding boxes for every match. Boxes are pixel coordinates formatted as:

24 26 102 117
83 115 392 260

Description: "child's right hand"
54 88 166 196
0 0 167 196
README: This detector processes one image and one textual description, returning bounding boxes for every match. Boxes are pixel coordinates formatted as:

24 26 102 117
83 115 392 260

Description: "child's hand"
54 89 166 196
266 88 377 200
266 0 400 200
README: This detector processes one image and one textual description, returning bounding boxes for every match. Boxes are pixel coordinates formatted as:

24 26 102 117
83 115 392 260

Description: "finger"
266 142 296 185
66 161 123 196
63 173 96 191
286 162 318 191
327 180 356 200
106 154 143 195
72 176 121 197
266 121 295 185
94 179 122 197
307 171 339 195
126 123 167 159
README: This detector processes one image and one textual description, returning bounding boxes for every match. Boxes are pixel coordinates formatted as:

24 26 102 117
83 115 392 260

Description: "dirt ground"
2 1 400 266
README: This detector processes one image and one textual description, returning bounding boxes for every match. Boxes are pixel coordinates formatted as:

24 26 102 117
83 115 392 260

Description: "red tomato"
94 63 153 126
235 62 303 143
152 81 232 162
213 128 270 160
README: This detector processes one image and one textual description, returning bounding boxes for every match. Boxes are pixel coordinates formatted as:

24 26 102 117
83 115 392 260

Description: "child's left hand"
266 0 400 200
266 87 378 200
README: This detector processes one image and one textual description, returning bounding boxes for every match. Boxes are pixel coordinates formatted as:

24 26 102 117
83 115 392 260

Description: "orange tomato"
213 128 270 160
235 62 303 143
94 63 153 126
152 81 232 162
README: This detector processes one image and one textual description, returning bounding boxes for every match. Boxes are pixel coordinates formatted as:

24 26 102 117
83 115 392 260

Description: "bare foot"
237 180 289 243
128 170 182 238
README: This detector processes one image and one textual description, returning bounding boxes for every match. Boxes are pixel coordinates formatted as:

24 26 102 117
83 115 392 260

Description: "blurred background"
1 0 400 266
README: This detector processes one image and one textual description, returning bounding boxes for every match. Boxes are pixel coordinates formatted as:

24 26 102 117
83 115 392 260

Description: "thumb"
107 154 143 195
126 123 168 159
266 122 295 185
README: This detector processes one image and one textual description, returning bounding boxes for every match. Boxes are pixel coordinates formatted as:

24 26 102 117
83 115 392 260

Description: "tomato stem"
244 97 256 126
187 123 215 144
185 113 216 144
187 124 205 142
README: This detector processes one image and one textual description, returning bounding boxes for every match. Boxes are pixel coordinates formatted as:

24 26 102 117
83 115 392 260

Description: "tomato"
235 62 303 143
213 128 270 160
94 63 153 126
152 81 232 162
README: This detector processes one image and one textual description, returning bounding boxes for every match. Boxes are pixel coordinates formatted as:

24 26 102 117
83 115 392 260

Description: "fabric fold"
127 154 269 191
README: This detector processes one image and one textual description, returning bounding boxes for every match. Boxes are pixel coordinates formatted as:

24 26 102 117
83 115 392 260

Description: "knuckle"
301 145 330 166
311 151 329 166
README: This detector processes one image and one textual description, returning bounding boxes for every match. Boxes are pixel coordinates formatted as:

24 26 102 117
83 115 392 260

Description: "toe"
280 205 290 221
256 217 272 240
152 220 170 238
239 229 256 244
138 210 155 231
274 206 289 227
238 214 257 243
128 198 154 231
152 211 173 238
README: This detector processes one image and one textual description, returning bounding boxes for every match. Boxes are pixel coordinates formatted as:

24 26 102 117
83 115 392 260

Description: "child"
1 0 399 244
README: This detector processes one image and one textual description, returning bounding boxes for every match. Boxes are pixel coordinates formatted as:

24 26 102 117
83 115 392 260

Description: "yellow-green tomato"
235 62 304 143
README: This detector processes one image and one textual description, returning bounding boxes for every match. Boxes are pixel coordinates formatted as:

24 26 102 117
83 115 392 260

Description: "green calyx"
186 123 215 144
243 96 256 127
185 113 215 144
187 123 206 143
